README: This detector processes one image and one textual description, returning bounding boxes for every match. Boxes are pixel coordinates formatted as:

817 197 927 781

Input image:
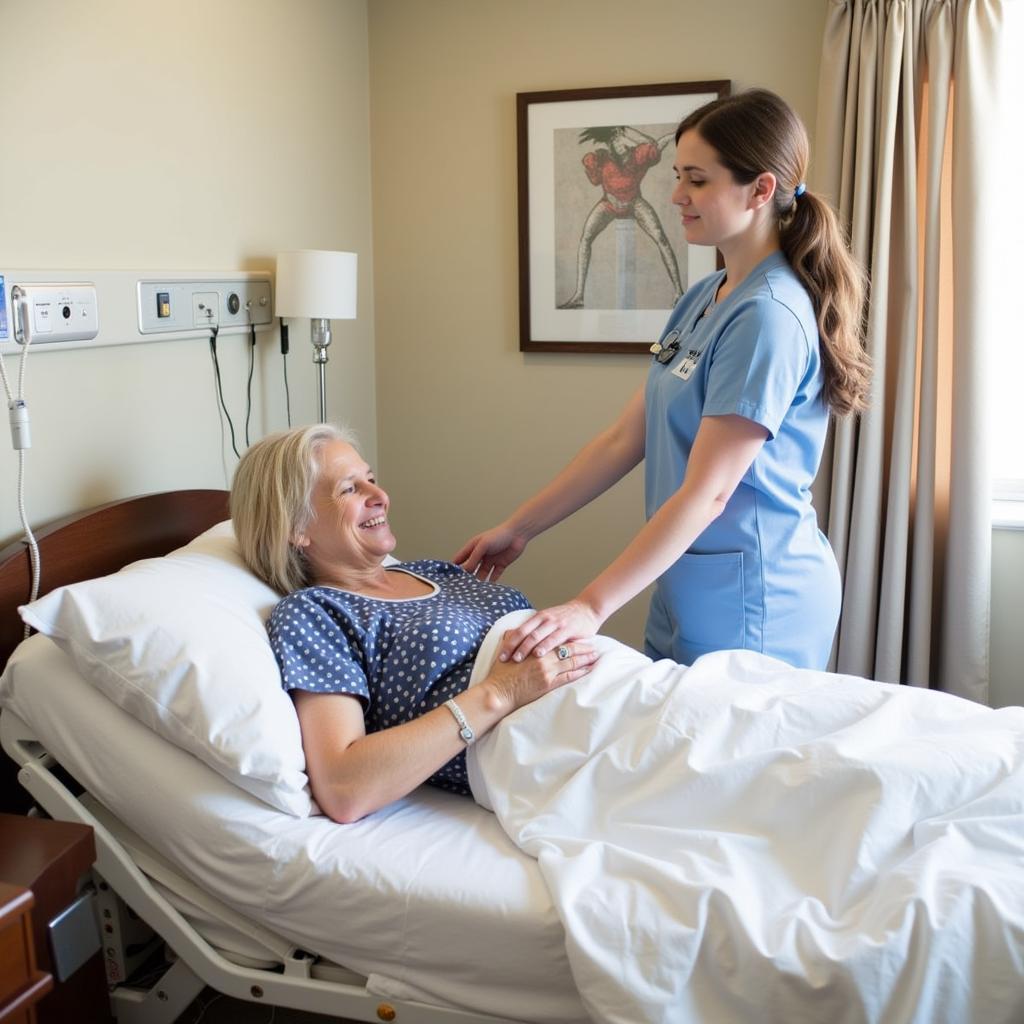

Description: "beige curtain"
815 0 1008 700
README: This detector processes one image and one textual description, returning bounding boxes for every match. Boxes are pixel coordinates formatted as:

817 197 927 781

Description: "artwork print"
555 123 683 311
518 81 729 354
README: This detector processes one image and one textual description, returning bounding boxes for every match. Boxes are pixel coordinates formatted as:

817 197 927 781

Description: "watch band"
443 698 475 745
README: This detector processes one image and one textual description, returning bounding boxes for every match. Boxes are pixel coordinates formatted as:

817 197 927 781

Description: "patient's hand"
454 523 528 582
498 600 603 664
484 639 598 713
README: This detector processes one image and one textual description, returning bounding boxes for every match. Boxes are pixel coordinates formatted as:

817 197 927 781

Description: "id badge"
672 349 702 381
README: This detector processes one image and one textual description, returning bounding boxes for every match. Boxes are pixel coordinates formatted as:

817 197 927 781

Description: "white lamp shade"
275 250 357 320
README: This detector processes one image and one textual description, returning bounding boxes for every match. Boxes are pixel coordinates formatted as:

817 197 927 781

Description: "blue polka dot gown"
268 561 531 796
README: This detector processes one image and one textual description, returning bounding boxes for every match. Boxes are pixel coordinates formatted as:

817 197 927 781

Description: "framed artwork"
517 80 730 354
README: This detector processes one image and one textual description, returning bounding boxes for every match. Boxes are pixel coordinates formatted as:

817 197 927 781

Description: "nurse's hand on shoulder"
498 599 603 664
454 523 528 582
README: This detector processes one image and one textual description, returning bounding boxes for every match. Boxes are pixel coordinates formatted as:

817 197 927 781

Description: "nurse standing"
455 89 871 670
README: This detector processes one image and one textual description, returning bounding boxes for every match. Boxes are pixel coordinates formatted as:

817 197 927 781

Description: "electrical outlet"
192 291 219 328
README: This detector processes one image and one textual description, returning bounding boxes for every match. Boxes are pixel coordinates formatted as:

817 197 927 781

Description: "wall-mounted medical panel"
0 269 273 357
137 278 273 335
11 283 99 345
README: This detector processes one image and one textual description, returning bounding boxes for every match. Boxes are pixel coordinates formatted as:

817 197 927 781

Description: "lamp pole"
311 317 332 423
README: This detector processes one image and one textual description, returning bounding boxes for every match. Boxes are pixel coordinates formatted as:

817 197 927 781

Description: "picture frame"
517 80 730 354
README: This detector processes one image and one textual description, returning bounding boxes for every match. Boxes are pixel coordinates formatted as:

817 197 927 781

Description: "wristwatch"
443 698 476 745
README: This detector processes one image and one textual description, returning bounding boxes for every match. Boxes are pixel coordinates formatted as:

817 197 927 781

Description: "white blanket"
467 611 1024 1024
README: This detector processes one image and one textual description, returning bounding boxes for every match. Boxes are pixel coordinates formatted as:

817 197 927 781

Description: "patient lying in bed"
230 423 598 823
231 424 1024 1024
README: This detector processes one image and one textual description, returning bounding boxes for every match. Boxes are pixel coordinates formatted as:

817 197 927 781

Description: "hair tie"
794 182 807 198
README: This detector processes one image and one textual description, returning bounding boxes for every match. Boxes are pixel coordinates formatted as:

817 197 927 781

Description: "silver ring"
556 645 571 661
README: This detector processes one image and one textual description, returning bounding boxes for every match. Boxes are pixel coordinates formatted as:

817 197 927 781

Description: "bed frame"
0 491 514 1024
0 490 231 668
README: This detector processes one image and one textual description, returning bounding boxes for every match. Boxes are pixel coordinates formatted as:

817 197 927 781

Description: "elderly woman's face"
295 440 396 577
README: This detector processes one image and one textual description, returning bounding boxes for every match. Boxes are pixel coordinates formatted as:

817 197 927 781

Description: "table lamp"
274 250 358 423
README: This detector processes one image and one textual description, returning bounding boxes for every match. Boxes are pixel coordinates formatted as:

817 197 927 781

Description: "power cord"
1 287 42 635
244 317 256 447
208 325 240 459
280 319 292 427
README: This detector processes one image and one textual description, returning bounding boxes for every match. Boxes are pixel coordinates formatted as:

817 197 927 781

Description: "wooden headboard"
0 490 230 669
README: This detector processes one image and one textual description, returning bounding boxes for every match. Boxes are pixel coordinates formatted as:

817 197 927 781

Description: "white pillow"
19 521 313 817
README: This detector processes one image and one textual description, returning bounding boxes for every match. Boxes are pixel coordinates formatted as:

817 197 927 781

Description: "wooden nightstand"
0 815 112 1024
0 880 52 1023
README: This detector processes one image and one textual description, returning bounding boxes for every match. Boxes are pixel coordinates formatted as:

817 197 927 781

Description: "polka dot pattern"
268 561 530 796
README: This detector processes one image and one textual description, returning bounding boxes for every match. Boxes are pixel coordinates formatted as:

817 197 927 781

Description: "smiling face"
294 440 397 583
671 129 768 254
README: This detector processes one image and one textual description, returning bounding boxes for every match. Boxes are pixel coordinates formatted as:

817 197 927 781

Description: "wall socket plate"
11 282 99 345
137 277 272 336
192 291 219 328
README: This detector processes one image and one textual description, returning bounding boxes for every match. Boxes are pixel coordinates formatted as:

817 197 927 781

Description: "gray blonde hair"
230 423 359 593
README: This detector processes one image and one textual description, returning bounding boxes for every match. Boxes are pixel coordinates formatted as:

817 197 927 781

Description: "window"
990 8 1024 528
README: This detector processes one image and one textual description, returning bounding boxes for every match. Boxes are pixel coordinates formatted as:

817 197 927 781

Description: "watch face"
460 726 474 741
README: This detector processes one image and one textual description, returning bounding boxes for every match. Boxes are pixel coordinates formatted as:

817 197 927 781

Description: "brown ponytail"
677 89 871 415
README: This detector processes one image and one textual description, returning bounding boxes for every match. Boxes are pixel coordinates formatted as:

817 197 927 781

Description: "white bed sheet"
1 635 587 1023
468 612 1024 1024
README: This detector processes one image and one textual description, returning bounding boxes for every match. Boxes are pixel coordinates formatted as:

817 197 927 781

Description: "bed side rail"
7 727 513 1024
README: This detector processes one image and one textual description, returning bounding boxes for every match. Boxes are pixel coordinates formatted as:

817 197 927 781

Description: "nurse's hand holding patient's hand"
498 599 603 663
454 523 529 582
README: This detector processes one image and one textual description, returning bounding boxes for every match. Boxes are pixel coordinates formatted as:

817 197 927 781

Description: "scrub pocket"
660 551 745 660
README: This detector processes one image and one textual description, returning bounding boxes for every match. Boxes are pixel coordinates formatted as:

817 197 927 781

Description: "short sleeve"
268 594 370 703
703 298 811 439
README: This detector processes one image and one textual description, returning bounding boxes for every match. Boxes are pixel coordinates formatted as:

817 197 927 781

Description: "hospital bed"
2 490 1024 1024
0 491 584 1024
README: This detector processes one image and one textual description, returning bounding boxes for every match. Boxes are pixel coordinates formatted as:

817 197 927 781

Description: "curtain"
815 0 1008 700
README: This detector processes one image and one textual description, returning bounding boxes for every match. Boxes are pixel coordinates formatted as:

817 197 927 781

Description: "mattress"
1 634 587 1023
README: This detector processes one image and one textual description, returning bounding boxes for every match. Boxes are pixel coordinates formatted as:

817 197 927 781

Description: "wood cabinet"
0 815 111 1023
0 880 52 1024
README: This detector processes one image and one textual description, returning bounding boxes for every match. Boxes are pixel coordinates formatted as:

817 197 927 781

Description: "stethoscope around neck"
650 307 715 380
649 286 720 367
650 328 683 364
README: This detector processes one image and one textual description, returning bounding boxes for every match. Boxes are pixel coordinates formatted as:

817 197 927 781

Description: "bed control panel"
48 886 102 982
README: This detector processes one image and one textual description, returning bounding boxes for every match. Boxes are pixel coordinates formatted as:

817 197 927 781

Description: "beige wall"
0 0 376 546
368 0 829 648
4 0 1016 705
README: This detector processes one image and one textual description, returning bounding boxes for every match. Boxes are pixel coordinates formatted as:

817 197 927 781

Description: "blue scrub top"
644 250 840 669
